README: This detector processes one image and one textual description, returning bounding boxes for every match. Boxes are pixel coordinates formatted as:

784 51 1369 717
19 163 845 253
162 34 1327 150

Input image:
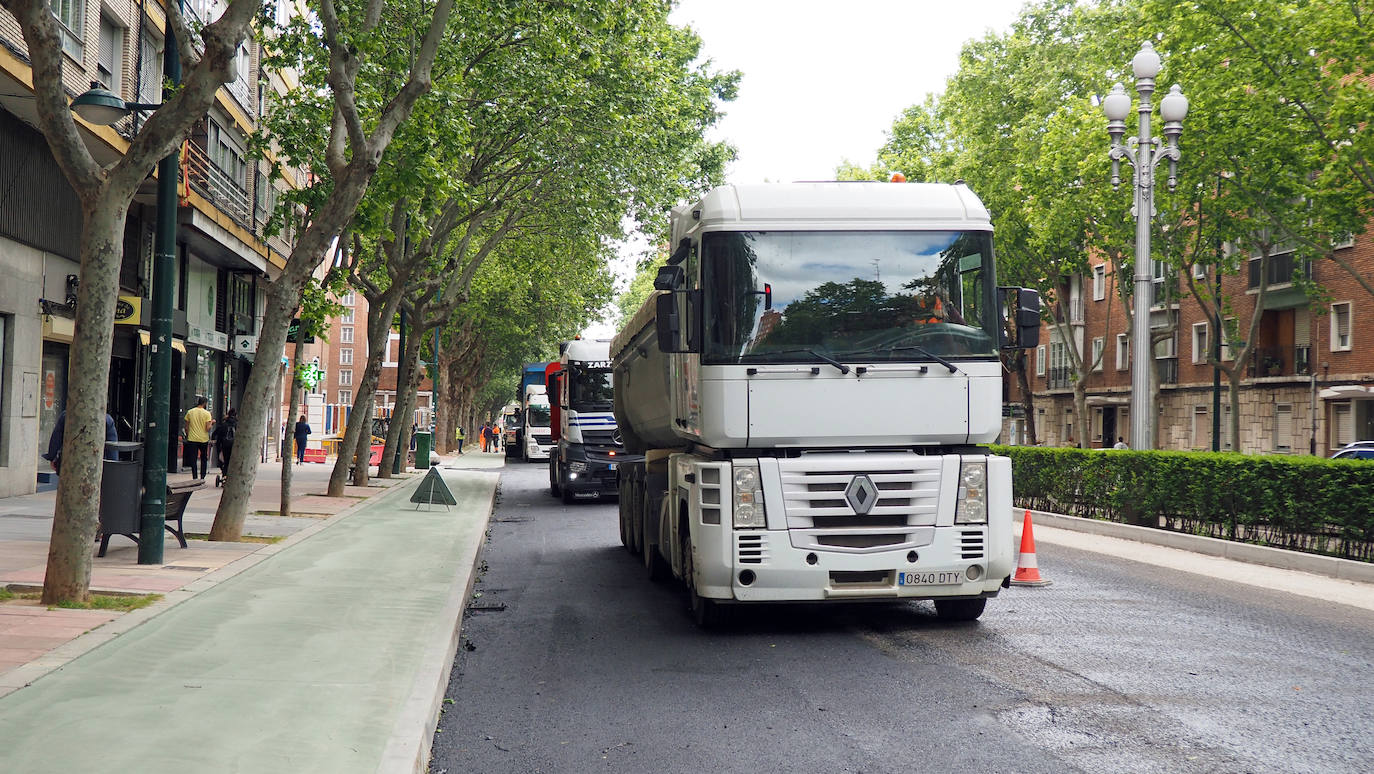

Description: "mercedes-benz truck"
546 338 633 503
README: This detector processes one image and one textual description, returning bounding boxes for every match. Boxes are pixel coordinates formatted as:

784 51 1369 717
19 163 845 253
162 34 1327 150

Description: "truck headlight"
954 459 987 524
733 464 765 529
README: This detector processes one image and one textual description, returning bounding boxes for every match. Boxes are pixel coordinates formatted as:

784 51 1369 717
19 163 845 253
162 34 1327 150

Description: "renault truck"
611 181 1040 627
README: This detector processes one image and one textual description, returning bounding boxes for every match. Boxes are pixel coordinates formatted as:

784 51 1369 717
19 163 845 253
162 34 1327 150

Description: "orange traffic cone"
1011 509 1052 587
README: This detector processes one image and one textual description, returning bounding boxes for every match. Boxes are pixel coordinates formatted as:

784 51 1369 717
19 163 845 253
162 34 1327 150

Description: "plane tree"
2 0 258 602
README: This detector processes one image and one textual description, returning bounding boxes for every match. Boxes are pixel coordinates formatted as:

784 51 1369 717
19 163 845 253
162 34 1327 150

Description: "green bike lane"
0 454 502 774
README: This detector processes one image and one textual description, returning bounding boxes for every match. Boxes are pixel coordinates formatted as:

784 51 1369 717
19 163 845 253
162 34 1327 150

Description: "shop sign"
114 296 141 325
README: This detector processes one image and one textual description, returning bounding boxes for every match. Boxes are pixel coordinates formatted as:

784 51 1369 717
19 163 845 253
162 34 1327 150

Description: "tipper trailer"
611 181 1040 626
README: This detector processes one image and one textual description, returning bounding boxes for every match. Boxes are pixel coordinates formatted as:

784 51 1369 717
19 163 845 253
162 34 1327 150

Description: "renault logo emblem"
844 474 879 516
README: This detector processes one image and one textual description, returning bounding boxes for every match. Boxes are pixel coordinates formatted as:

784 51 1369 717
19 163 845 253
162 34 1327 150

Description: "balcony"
183 140 252 230
1048 366 1074 390
1247 346 1312 378
1155 357 1178 386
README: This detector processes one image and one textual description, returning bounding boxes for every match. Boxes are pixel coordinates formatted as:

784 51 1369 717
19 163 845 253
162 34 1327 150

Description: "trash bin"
415 432 431 469
99 442 144 537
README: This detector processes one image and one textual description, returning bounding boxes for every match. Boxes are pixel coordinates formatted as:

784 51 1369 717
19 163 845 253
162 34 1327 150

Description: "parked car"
1330 441 1374 460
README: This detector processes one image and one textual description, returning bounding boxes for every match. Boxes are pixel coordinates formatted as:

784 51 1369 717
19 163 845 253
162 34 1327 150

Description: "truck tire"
617 470 634 549
934 598 986 622
682 522 729 629
549 459 562 498
644 498 671 582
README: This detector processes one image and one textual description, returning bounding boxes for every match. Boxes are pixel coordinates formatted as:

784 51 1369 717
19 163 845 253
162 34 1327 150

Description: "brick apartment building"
1010 228 1373 455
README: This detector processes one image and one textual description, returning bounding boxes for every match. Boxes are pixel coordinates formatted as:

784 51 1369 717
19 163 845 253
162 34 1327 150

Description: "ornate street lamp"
1104 41 1188 450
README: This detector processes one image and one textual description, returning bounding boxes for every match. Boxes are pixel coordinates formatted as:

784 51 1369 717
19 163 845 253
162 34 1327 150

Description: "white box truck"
612 181 1040 626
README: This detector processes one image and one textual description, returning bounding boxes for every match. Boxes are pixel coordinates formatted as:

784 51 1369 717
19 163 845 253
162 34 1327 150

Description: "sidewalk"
0 451 501 773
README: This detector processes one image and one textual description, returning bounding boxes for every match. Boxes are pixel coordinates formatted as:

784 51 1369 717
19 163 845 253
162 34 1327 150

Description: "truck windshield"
569 366 614 410
526 404 550 427
701 230 998 365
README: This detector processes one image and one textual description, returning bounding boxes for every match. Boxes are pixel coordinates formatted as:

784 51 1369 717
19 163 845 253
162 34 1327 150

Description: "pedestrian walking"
1113 436 1129 450
455 425 465 454
183 397 214 479
211 408 238 486
42 410 118 473
294 414 312 464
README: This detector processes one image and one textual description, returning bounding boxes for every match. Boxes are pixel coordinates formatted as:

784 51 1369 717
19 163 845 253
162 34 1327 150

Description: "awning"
1320 385 1374 400
138 330 187 353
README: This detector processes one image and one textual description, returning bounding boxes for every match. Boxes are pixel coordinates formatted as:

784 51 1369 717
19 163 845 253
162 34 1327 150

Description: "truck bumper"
705 526 1010 602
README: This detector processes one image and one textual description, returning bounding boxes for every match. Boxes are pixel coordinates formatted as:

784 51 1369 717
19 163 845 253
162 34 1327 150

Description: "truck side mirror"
654 265 685 291
656 293 684 352
1016 288 1041 349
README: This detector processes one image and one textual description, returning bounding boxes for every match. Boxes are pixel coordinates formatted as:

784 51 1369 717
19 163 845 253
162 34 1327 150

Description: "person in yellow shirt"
183 396 214 479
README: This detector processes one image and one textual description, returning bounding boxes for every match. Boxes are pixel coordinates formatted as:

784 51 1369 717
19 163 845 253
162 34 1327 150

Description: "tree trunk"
279 340 304 519
327 288 403 495
41 201 128 604
211 272 313 540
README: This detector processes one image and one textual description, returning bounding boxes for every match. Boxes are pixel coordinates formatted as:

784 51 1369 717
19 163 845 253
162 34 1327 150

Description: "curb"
378 469 498 774
0 477 406 700
1025 509 1374 585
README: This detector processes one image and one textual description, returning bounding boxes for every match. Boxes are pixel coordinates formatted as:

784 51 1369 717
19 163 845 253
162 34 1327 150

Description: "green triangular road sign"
411 467 457 509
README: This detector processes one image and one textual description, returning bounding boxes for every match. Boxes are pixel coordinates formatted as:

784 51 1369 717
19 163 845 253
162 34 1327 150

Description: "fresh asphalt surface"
431 460 1374 774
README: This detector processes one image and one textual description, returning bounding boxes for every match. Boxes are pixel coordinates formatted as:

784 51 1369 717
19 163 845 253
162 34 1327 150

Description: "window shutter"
1334 404 1353 447
1275 405 1293 451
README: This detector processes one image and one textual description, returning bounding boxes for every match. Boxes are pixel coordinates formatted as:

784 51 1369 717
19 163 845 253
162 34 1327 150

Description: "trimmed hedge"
993 445 1374 563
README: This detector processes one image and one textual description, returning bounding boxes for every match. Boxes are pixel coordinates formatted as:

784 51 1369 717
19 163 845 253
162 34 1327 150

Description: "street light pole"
1104 41 1188 451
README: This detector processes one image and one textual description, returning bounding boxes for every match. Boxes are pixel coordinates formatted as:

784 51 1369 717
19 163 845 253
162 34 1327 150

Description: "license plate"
897 570 963 586
608 463 616 471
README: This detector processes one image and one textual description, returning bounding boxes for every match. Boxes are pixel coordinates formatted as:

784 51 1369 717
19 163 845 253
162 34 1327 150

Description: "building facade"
1010 229 1374 455
0 0 293 495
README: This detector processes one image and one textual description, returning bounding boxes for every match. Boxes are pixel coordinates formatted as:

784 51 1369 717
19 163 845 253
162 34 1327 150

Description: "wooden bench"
97 479 205 557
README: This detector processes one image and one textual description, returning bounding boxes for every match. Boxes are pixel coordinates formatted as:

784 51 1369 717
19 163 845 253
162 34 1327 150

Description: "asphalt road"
430 461 1374 774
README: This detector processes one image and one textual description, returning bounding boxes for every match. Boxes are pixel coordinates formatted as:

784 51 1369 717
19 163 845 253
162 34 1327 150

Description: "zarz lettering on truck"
611 181 1041 627
546 338 641 504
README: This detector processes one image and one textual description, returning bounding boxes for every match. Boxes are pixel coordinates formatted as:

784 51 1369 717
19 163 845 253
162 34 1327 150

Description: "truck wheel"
933 598 986 622
644 499 671 582
682 525 729 629
549 461 561 498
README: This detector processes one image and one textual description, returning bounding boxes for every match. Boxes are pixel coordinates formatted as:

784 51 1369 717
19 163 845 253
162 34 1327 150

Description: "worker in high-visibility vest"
455 425 465 454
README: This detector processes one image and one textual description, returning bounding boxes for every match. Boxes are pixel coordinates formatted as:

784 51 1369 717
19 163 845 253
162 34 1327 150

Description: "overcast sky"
590 0 1029 336
669 0 1029 184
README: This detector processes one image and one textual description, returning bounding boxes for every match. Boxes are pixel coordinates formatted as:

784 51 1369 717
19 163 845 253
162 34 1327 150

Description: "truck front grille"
778 455 942 553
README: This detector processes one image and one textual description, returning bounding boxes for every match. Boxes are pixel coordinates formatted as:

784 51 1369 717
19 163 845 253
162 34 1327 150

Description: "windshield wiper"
743 348 850 375
840 345 960 374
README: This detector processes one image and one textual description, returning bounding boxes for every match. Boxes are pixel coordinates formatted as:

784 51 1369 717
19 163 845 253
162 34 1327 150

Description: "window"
1091 337 1104 372
1333 233 1355 250
1331 302 1352 351
1221 404 1233 451
341 326 354 344
1191 406 1209 449
1192 322 1209 364
51 0 84 58
1091 407 1103 442
340 308 355 324
1035 345 1046 376
1092 265 1105 301
339 348 352 365
1154 332 1177 360
1192 262 1208 280
1068 274 1083 323
340 291 355 306
1116 333 1128 371
338 390 353 407
1333 403 1353 448
138 29 163 107
207 122 247 190
339 369 353 386
98 15 124 93
1274 404 1293 452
